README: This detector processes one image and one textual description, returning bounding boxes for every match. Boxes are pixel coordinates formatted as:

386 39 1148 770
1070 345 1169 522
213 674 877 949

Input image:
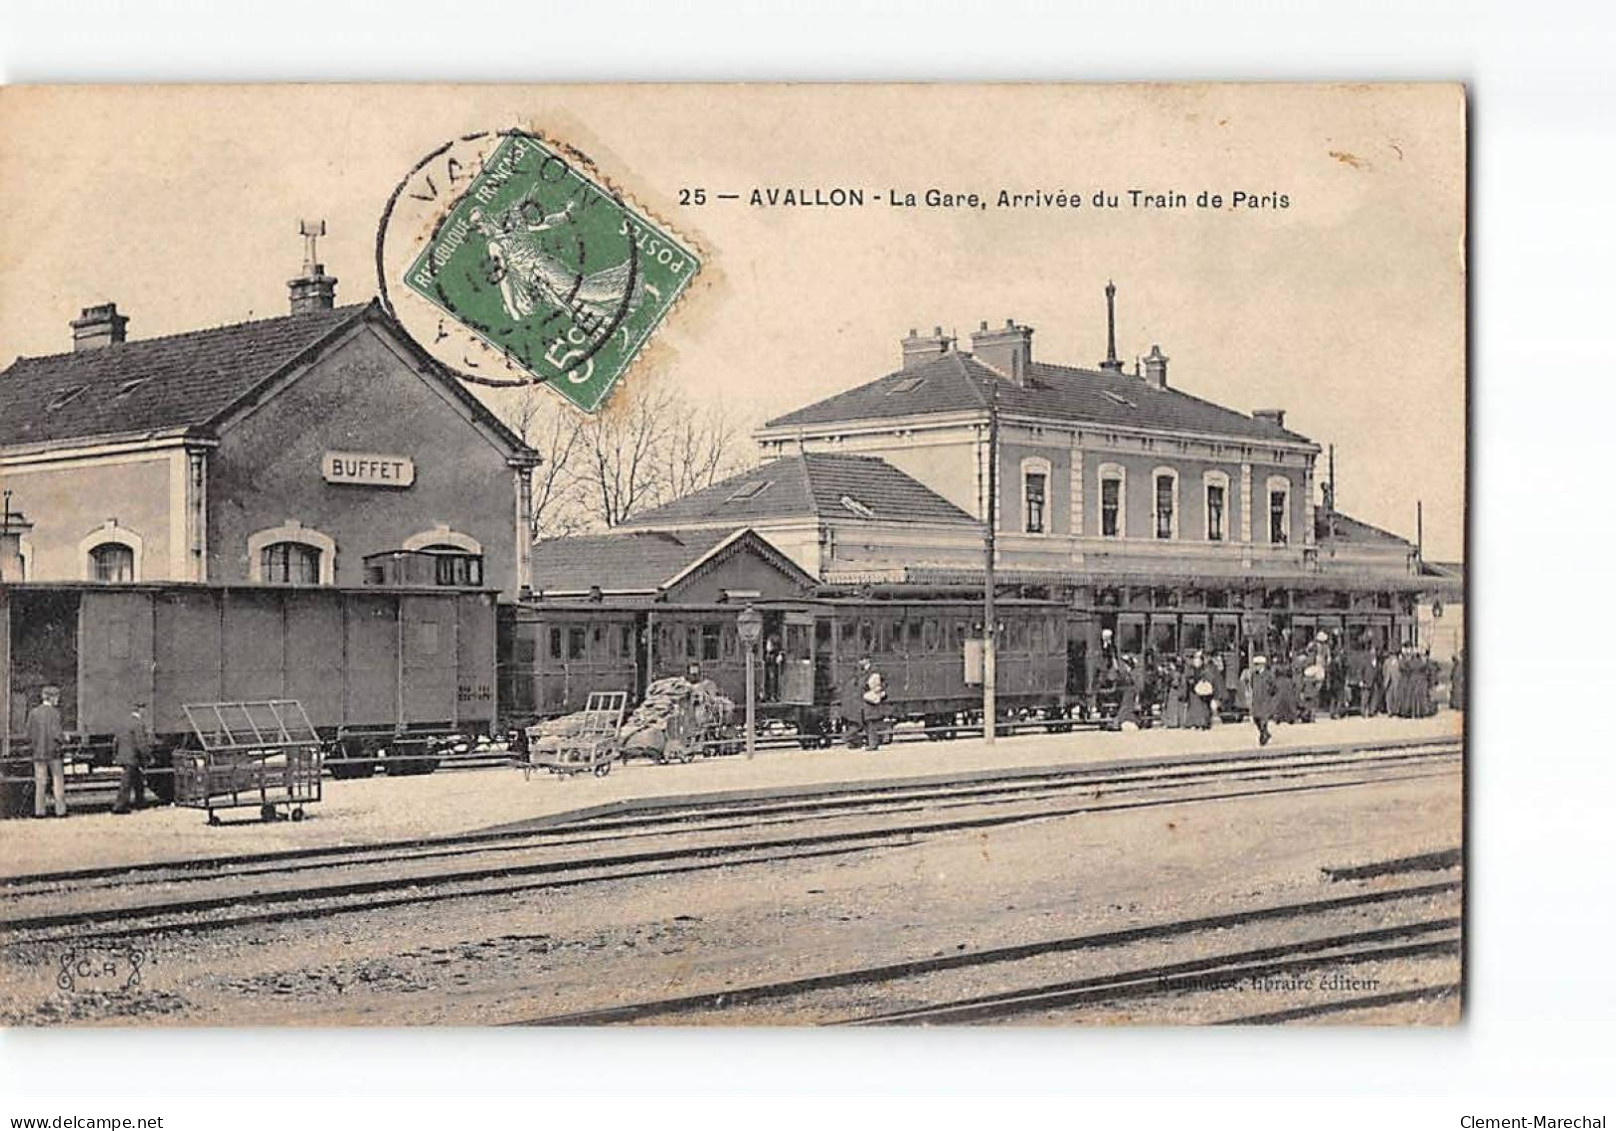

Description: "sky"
0 83 1465 559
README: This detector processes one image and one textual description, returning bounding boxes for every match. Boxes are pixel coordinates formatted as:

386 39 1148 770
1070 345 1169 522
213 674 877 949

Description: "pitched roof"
1316 510 1414 548
0 305 367 448
0 300 535 460
530 527 813 595
622 452 977 529
763 350 1315 446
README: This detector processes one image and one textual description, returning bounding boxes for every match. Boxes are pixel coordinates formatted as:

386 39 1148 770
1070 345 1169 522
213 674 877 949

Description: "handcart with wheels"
521 691 627 779
174 700 324 825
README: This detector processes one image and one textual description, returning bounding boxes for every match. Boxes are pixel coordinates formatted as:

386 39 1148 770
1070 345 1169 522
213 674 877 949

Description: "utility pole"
1416 500 1424 566
983 378 999 744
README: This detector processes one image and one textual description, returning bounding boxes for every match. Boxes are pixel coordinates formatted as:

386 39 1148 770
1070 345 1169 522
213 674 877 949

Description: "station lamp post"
737 605 764 760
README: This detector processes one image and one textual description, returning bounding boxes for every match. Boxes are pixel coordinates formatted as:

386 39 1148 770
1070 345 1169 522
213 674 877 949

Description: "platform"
0 713 1462 880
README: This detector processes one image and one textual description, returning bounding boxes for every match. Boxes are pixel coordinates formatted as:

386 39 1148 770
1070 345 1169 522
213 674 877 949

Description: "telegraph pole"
983 378 999 744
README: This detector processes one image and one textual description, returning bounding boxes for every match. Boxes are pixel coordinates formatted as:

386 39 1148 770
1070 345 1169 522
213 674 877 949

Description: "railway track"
0 738 1460 945
518 873 1463 1026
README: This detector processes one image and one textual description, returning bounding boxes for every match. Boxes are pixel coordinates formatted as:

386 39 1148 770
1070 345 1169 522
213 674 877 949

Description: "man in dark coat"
841 657 874 749
26 685 67 818
112 700 154 814
860 661 890 752
1249 656 1278 747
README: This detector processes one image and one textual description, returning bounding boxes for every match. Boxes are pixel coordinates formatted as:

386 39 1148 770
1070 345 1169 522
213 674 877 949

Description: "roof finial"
1101 280 1124 373
299 219 326 275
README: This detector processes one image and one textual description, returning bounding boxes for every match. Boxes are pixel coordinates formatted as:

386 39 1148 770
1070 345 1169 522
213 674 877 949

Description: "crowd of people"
1090 629 1461 747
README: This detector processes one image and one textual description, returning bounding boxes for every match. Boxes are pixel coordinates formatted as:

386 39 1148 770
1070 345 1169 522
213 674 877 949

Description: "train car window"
549 627 562 660
907 618 923 650
592 625 605 656
1182 619 1207 651
621 625 635 659
953 620 968 649
702 623 721 662
875 619 893 654
567 626 586 661
922 618 940 652
859 619 876 655
1008 618 1028 653
1119 620 1145 655
1029 617 1045 654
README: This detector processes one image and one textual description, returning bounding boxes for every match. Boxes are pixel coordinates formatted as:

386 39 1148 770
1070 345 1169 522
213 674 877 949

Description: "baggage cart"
175 700 323 825
521 691 627 779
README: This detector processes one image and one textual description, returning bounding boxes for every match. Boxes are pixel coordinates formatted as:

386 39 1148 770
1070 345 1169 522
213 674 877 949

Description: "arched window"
1203 470 1231 543
1152 466 1179 540
260 541 322 584
1097 462 1127 539
78 519 142 582
1266 474 1292 545
88 542 135 583
247 520 336 585
1020 457 1052 535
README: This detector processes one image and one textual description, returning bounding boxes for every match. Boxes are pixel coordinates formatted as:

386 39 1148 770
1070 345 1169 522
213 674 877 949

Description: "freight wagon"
1 578 499 798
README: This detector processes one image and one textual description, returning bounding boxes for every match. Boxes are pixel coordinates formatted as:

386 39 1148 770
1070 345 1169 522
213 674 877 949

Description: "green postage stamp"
402 132 700 413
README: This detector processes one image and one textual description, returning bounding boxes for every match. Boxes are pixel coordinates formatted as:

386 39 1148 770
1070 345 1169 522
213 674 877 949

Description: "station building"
0 248 539 601
622 285 1457 667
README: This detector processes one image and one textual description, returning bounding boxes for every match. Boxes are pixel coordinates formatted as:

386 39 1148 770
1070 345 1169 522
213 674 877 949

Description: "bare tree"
503 384 590 541
497 380 753 537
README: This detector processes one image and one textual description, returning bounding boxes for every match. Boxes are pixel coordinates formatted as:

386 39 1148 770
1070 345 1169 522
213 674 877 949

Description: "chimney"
970 318 1034 385
1142 344 1169 388
0 495 32 583
1253 408 1287 430
1099 280 1124 373
901 325 954 370
70 303 128 351
289 218 338 314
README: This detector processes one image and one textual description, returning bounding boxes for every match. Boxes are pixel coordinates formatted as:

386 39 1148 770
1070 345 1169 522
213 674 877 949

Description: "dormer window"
887 377 927 395
1102 391 1135 408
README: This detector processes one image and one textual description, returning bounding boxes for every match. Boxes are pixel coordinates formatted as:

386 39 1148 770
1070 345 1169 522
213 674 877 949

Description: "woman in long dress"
1184 652 1215 730
1163 661 1186 728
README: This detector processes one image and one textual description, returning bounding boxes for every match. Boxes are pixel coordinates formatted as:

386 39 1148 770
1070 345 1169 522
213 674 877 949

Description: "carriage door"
780 613 815 705
634 613 650 700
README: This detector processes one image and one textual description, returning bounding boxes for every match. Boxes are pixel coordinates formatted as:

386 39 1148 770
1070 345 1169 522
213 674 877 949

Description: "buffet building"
0 251 538 601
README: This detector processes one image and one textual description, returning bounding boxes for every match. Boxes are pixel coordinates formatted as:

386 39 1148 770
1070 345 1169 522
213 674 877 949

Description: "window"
87 542 135 582
1098 464 1125 538
1101 479 1120 537
839 494 875 519
260 541 320 584
47 385 88 411
1025 472 1047 533
1203 469 1230 543
621 625 635 658
1102 390 1136 408
248 521 334 585
725 479 771 503
1153 469 1178 540
549 627 562 660
887 376 926 394
701 623 721 662
567 626 586 660
1267 475 1292 545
